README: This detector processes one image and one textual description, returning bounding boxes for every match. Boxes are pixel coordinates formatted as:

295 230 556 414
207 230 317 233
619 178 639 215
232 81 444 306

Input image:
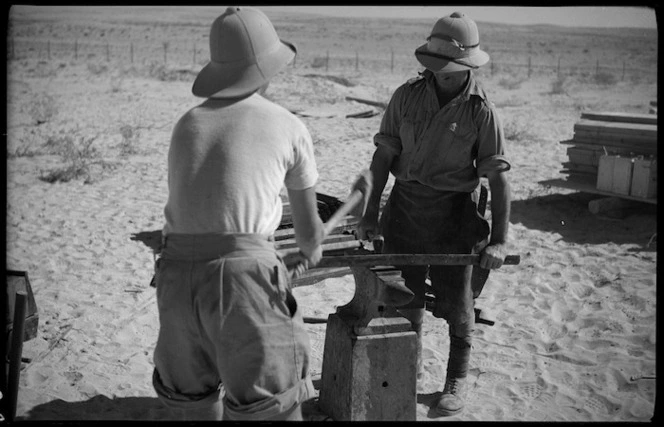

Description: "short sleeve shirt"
374 70 510 192
163 93 318 236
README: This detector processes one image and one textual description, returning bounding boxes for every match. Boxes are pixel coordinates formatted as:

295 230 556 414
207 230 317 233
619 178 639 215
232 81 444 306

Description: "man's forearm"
365 146 394 217
487 173 511 245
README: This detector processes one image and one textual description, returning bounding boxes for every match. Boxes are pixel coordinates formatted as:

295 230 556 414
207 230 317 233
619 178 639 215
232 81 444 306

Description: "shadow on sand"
18 396 171 421
510 192 657 251
20 380 332 421
20 394 329 421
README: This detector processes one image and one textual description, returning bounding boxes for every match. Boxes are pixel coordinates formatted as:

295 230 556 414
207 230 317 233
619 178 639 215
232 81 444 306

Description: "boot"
435 376 466 416
435 332 471 416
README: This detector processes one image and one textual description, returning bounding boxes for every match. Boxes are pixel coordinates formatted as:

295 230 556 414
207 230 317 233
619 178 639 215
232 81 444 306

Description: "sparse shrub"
31 60 58 78
146 62 196 82
110 74 124 93
7 135 41 158
303 74 355 87
502 118 534 143
24 94 58 125
119 124 140 156
594 71 618 86
497 76 523 90
39 134 117 184
87 62 108 75
549 75 568 95
311 57 328 69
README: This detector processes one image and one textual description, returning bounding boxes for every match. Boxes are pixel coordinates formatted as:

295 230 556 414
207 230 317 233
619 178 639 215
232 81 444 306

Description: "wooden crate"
630 157 657 199
597 155 634 195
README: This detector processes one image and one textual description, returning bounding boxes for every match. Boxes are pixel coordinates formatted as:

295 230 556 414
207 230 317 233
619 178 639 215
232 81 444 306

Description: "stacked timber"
277 192 360 287
559 111 657 184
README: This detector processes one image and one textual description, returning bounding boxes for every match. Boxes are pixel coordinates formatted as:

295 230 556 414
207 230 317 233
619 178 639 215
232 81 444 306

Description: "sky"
261 6 658 29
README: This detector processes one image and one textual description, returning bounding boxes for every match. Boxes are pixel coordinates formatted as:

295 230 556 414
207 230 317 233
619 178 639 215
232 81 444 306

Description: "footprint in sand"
537 322 567 342
550 299 578 324
518 382 543 401
583 394 610 416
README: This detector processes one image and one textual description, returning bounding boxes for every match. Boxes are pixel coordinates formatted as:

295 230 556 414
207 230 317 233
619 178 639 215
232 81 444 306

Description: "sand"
6 6 657 422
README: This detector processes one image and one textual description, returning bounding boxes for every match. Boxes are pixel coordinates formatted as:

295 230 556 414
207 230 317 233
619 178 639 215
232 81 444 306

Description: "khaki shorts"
152 233 314 420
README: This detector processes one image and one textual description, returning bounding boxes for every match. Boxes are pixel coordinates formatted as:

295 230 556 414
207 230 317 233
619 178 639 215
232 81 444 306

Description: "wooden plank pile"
557 111 657 201
276 192 361 287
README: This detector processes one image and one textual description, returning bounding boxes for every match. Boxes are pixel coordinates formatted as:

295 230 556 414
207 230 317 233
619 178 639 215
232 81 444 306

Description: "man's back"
163 93 318 236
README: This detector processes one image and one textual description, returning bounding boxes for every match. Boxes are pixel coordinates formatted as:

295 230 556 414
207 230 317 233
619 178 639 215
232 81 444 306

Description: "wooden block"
567 146 600 166
612 156 634 195
319 313 417 421
596 155 616 192
580 111 658 125
560 138 657 156
631 158 657 199
588 197 638 218
597 155 634 195
561 162 597 175
574 119 658 138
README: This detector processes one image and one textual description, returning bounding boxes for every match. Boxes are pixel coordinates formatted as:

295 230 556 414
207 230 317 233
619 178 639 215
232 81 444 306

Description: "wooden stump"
319 313 417 421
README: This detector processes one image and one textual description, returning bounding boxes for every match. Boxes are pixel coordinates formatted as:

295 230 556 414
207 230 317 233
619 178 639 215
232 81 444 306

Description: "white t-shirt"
163 93 318 236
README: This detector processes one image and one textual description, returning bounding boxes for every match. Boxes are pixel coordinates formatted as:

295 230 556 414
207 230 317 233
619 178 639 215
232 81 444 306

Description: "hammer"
288 171 372 279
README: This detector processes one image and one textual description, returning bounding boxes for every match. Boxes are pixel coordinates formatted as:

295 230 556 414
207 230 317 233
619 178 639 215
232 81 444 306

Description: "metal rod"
279 239 361 258
314 253 521 268
8 292 28 421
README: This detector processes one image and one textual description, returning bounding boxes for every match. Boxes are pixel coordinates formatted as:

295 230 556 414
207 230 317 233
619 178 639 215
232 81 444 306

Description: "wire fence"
7 37 658 83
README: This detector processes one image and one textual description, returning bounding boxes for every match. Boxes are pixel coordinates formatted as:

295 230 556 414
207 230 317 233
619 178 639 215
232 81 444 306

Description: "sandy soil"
5 6 657 422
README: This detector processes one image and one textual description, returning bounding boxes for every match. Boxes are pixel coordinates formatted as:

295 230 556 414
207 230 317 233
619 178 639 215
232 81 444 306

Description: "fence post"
74 39 78 60
130 42 134 64
557 57 561 78
390 48 394 73
106 42 110 61
47 40 51 60
621 60 625 81
163 42 168 65
326 50 329 72
527 56 531 78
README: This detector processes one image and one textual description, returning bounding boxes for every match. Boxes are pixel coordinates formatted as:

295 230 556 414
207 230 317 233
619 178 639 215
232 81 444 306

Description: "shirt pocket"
399 118 417 154
399 109 430 155
439 123 476 169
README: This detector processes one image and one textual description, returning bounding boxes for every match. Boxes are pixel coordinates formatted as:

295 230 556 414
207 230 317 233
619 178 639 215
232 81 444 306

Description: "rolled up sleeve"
373 85 405 156
475 102 511 177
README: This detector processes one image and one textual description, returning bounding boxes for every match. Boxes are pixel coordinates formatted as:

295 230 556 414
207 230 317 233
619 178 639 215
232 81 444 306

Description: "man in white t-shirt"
151 7 370 421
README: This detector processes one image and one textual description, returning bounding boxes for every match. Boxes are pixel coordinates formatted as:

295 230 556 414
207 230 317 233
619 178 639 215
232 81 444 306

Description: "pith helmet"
192 6 297 98
415 11 489 73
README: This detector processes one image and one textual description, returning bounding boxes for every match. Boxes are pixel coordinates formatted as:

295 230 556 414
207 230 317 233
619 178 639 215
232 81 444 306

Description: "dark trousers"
380 180 489 378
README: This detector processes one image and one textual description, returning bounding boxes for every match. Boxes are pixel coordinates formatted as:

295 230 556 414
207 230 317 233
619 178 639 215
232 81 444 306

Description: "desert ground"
5 5 657 422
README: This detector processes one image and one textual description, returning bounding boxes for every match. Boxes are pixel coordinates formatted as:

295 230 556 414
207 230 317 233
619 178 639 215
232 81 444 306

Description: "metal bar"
314 253 521 268
279 239 362 259
8 292 28 422
276 233 356 251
